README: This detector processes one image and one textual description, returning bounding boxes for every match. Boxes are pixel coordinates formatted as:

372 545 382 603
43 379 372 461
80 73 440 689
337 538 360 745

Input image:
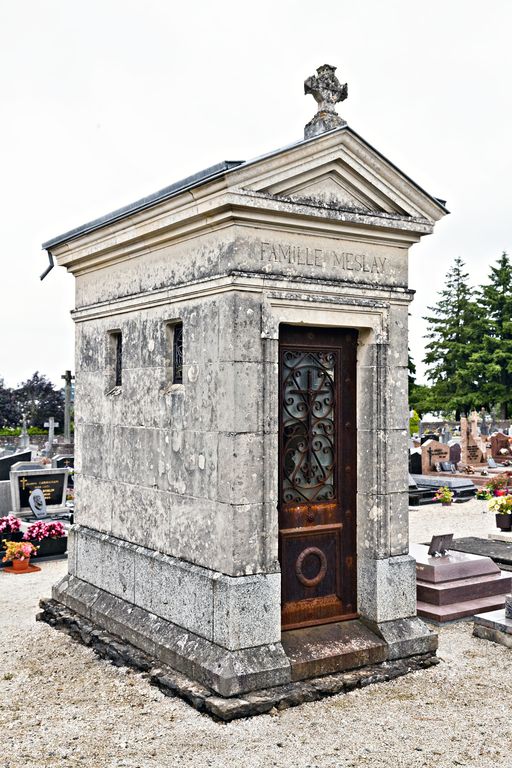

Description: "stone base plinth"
37 598 439 721
488 531 512 543
473 609 512 649
51 575 289 698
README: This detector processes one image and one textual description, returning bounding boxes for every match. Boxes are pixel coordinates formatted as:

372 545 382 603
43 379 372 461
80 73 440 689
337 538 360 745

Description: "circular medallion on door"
295 546 328 587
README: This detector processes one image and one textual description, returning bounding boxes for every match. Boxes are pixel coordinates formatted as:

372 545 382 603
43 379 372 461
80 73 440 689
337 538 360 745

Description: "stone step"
280 619 387 682
417 572 512 605
417 594 507 623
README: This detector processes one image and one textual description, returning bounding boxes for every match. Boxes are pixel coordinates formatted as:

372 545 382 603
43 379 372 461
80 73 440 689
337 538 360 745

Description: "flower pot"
495 489 506 497
30 537 67 558
495 513 512 532
12 558 30 572
0 531 23 543
441 502 452 507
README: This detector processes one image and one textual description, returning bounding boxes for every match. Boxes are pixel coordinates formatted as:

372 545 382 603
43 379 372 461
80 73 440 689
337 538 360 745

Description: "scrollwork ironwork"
281 349 336 502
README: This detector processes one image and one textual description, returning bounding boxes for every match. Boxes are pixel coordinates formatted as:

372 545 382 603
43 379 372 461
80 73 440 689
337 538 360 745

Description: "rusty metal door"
279 325 357 630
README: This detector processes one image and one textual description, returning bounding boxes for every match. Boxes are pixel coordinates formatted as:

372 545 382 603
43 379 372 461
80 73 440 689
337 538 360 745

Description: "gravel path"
1 506 511 768
409 497 498 545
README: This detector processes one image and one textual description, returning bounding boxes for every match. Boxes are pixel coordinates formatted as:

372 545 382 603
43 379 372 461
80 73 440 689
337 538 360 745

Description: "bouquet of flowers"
476 488 492 500
434 486 454 504
23 520 66 542
485 472 512 494
488 495 512 515
0 515 21 535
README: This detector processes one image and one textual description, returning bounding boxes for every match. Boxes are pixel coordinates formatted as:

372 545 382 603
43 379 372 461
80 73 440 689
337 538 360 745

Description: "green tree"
468 252 512 418
0 378 20 428
13 372 64 429
423 257 481 418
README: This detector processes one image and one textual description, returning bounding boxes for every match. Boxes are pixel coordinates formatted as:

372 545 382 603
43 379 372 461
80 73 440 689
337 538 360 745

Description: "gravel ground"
409 497 498 545
1 505 511 768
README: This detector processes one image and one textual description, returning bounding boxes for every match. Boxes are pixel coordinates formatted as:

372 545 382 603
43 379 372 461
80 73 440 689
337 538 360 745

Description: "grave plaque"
421 439 450 474
427 533 453 557
18 473 64 508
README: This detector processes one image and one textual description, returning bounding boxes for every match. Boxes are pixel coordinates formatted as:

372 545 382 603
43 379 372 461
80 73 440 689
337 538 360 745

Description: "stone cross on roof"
304 64 348 140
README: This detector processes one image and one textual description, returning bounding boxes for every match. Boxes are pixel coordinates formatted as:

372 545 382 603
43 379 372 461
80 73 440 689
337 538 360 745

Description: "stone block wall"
74 288 277 579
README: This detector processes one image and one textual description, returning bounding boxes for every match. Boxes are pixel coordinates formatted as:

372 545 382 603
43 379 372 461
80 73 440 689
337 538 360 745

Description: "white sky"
1 0 511 388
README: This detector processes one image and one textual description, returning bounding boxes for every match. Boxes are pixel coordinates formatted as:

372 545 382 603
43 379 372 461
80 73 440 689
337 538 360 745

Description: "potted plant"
434 486 454 506
489 494 512 532
2 540 39 572
23 521 67 558
485 472 512 496
0 515 22 542
476 487 492 512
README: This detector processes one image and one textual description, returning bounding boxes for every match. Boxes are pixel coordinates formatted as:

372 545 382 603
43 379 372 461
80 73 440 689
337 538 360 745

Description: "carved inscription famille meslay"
260 241 387 275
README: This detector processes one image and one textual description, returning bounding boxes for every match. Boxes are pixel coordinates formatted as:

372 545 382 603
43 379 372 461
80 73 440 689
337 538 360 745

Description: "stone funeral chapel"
42 65 447 706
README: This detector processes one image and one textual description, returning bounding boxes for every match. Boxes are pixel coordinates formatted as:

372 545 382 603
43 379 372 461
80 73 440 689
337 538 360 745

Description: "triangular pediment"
265 165 387 213
228 127 447 222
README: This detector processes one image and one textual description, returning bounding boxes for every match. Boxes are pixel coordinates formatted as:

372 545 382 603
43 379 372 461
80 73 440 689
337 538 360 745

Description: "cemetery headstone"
0 450 32 482
449 442 461 466
461 416 485 465
409 451 422 475
52 455 74 487
10 462 69 517
490 432 511 459
421 439 450 474
29 488 48 519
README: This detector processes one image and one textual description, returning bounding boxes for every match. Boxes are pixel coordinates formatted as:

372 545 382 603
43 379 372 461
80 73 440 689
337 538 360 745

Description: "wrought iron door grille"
281 349 336 503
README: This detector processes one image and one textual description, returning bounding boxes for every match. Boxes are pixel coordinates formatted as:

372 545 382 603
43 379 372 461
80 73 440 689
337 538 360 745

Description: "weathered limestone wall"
75 290 276 578
74 226 409 309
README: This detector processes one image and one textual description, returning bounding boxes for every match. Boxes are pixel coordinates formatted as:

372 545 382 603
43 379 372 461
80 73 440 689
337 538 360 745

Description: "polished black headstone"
0 450 32 481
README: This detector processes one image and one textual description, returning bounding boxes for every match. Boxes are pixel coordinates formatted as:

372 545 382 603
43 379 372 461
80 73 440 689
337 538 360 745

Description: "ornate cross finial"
304 64 348 139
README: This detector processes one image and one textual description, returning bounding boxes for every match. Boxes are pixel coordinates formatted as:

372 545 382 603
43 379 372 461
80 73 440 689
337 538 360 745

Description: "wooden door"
279 325 357 630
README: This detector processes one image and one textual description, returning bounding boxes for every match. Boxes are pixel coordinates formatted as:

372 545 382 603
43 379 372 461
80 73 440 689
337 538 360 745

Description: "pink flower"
0 515 21 534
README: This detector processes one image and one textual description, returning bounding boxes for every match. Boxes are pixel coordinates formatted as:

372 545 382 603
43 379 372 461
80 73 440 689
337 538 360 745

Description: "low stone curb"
37 598 440 721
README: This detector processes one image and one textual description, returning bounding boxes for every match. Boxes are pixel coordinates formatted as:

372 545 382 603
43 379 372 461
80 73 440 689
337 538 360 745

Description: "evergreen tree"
0 378 20 428
408 352 416 399
423 257 481 417
13 372 64 429
468 252 512 418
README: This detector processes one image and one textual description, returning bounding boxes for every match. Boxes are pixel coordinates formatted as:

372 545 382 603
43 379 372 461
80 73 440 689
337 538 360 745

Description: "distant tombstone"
461 416 485 465
420 432 437 445
9 462 69 516
0 450 32 482
52 455 74 487
449 443 461 466
29 488 48 519
490 432 510 459
421 439 451 474
52 455 74 469
466 440 484 465
409 451 422 475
